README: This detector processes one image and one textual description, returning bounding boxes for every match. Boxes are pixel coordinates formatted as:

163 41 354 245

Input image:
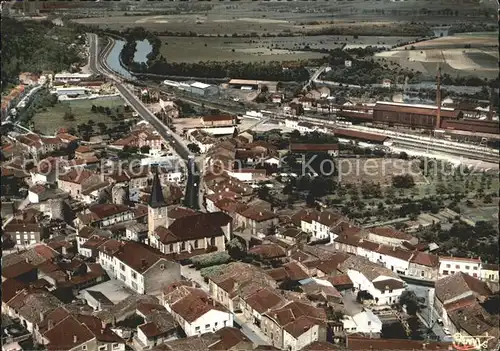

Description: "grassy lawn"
32 98 126 135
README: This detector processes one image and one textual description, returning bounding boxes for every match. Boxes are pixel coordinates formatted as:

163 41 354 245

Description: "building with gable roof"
147 170 232 257
162 282 233 336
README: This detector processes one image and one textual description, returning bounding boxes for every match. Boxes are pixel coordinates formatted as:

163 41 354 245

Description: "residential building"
40 309 125 351
374 245 413 275
310 210 343 242
367 227 418 247
134 303 177 350
480 263 499 282
208 262 278 312
163 282 233 336
3 220 45 247
82 290 114 312
187 129 217 153
338 256 406 306
261 300 327 351
408 251 440 281
434 272 497 347
234 207 278 237
240 288 286 326
438 256 482 278
4 289 62 333
98 241 181 296
76 204 134 228
57 169 101 199
342 309 383 335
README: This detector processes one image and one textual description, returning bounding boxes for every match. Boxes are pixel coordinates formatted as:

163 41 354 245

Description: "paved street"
88 33 201 209
407 284 448 341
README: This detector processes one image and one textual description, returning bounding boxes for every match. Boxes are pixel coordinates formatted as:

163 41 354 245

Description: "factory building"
372 102 462 130
188 82 218 96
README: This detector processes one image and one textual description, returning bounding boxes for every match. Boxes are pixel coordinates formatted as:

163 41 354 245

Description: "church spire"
149 169 166 208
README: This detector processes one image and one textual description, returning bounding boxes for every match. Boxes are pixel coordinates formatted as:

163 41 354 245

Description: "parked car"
437 318 444 326
443 328 451 336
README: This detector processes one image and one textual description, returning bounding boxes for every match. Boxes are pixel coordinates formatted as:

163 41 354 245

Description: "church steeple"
148 168 169 238
149 169 167 209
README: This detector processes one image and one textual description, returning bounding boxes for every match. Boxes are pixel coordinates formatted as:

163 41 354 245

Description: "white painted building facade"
438 257 481 279
347 269 405 306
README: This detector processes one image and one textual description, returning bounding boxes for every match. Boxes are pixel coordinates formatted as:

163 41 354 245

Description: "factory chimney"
435 65 442 129
487 86 494 121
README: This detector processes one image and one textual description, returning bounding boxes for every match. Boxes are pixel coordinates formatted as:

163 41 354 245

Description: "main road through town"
88 33 200 209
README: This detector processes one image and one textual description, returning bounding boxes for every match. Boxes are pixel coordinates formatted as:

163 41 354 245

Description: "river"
105 40 132 79
105 39 152 79
133 39 153 64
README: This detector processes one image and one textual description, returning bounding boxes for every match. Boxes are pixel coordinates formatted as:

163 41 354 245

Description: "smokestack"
436 65 442 129
487 87 494 121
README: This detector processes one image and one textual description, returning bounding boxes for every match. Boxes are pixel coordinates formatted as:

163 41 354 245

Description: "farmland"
375 32 499 78
158 35 422 63
74 0 497 34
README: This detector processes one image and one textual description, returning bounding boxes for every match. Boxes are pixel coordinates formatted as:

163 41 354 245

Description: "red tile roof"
369 227 415 241
113 242 170 273
1 279 27 303
87 203 130 220
244 288 286 314
332 128 388 143
2 260 37 279
410 251 440 267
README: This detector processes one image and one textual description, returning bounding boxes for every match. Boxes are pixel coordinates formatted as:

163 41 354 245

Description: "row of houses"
285 207 499 283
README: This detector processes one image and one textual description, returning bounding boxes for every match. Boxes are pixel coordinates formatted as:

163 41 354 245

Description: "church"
147 170 232 257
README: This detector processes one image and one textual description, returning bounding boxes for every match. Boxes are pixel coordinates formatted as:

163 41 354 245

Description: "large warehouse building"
188 82 219 96
372 102 462 130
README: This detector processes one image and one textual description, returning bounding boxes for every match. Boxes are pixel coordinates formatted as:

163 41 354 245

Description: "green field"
32 98 126 135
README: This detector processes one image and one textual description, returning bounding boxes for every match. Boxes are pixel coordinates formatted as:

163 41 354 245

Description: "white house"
310 211 343 242
342 309 382 335
282 318 321 351
480 263 499 283
374 245 413 276
98 241 181 296
28 184 50 204
163 283 233 336
438 256 482 279
338 256 406 306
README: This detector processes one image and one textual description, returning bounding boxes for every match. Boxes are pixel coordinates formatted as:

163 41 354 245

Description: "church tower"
148 170 168 236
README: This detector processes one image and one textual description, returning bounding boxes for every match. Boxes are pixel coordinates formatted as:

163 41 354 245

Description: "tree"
306 192 316 207
97 122 107 135
227 237 247 260
392 174 415 189
399 290 420 315
257 185 270 200
91 104 97 113
140 145 151 154
187 143 201 154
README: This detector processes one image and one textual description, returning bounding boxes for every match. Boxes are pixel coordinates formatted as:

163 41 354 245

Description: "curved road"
88 33 200 209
